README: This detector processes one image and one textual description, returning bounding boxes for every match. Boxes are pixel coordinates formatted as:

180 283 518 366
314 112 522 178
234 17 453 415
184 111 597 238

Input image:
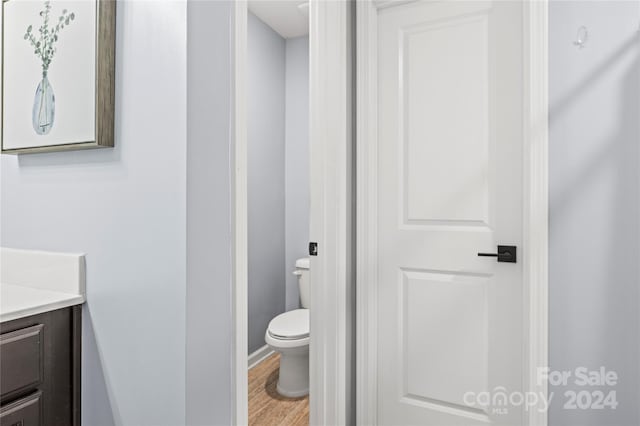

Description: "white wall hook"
574 26 589 49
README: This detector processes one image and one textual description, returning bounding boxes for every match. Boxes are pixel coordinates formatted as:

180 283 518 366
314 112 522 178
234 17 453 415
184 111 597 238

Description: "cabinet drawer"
0 391 42 426
0 325 44 400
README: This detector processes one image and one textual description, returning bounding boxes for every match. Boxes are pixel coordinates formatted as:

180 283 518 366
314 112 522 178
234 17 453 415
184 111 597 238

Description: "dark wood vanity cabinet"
0 306 81 426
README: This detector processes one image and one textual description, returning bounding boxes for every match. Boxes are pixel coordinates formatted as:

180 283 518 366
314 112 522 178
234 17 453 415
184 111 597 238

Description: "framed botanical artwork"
1 0 115 154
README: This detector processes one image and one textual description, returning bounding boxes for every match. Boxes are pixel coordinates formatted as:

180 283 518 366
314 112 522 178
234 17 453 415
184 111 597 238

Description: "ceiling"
248 0 309 39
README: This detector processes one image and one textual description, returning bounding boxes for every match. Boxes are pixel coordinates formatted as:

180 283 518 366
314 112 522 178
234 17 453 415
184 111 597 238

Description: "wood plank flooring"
249 353 309 426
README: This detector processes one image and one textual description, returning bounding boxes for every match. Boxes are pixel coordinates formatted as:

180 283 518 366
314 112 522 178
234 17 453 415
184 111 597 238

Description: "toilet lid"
268 309 309 340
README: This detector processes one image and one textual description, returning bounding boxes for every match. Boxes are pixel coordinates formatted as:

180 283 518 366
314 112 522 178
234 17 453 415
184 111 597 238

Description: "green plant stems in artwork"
23 0 75 76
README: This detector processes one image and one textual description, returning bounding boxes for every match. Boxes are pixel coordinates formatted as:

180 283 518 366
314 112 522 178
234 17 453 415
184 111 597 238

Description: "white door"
372 0 525 424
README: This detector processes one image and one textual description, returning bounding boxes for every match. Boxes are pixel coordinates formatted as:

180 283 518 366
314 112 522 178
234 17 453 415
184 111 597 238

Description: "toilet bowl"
265 258 310 397
265 309 309 397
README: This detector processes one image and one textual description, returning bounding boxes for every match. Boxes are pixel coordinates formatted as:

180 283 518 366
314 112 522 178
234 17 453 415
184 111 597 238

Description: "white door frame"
232 1 354 425
355 1 550 425
232 1 248 425
309 1 355 425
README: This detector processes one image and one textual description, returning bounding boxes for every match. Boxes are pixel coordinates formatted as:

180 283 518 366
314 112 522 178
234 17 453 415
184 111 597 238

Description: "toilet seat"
267 309 309 340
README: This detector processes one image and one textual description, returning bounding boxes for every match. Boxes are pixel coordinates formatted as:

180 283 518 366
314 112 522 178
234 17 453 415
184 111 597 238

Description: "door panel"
375 1 524 424
403 11 490 225
403 270 488 406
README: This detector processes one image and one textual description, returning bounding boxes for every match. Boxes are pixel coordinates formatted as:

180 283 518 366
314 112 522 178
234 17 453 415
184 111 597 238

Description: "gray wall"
285 36 310 311
186 1 234 425
248 12 287 354
549 2 640 425
0 2 238 425
0 2 188 425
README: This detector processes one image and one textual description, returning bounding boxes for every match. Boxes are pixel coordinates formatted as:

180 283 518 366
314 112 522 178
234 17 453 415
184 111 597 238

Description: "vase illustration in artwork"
23 1 75 135
32 73 55 135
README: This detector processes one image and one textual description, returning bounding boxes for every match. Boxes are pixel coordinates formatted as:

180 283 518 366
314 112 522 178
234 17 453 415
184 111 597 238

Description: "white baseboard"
248 344 274 370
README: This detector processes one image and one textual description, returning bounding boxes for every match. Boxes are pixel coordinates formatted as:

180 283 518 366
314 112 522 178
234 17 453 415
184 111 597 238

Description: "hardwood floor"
249 353 309 426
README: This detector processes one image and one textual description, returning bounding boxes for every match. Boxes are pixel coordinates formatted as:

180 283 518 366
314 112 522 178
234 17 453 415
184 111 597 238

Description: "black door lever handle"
478 245 517 263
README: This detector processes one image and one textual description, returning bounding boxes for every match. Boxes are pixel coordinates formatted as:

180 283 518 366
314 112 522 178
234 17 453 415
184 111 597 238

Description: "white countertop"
1 283 85 323
1 248 86 323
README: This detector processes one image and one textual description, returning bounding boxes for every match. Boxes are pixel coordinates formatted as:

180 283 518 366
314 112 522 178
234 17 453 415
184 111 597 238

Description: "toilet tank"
294 258 311 308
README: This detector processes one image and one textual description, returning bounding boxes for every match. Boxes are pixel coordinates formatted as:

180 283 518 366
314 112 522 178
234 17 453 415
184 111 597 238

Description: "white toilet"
265 258 310 398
